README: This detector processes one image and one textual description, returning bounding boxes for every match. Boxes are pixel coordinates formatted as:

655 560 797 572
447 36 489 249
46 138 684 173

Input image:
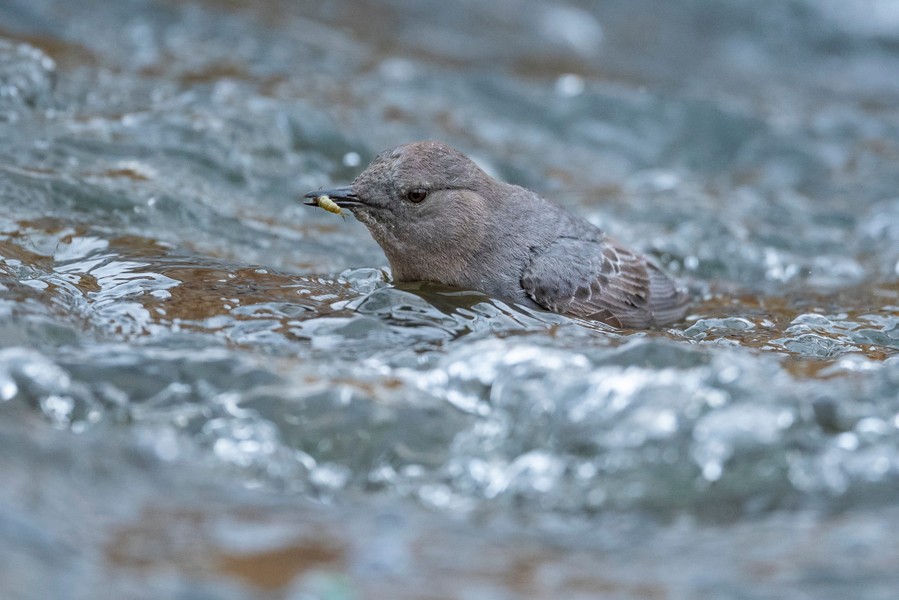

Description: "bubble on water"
342 151 361 167
716 365 741 384
702 461 723 482
778 333 849 358
310 463 352 491
763 247 800 282
339 267 391 294
205 417 280 468
836 432 859 452
554 73 585 98
684 317 755 339
418 483 454 510
40 394 75 427
0 376 16 401
791 313 833 327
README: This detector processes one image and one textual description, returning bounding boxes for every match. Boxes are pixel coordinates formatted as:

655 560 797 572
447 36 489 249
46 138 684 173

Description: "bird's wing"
521 237 687 328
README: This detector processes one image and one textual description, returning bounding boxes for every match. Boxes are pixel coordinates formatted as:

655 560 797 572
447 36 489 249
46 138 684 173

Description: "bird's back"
490 185 690 327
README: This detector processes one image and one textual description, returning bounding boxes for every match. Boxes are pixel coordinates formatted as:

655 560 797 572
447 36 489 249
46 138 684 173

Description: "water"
2 1 899 598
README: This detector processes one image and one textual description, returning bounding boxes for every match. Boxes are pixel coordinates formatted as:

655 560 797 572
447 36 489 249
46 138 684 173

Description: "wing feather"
521 237 688 328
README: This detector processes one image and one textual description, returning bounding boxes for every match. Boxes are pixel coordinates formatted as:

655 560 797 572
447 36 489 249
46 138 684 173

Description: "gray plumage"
304 141 690 328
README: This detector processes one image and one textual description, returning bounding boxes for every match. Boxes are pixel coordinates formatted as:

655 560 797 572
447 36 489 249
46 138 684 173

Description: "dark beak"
303 186 364 207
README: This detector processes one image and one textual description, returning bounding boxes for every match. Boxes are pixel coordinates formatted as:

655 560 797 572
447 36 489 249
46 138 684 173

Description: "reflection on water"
2 0 899 598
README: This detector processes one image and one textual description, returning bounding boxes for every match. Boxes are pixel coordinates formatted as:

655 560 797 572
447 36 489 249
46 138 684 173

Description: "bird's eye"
407 188 428 203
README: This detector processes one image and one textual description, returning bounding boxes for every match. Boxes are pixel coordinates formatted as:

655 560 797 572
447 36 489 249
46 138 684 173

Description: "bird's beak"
303 186 364 207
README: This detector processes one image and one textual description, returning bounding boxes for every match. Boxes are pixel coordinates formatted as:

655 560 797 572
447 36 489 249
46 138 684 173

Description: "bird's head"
305 141 498 281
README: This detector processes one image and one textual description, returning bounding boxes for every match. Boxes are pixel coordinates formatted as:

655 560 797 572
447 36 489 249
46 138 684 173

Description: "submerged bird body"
305 141 690 328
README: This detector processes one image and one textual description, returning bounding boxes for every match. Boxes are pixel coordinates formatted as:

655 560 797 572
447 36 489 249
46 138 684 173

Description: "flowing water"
1 1 899 598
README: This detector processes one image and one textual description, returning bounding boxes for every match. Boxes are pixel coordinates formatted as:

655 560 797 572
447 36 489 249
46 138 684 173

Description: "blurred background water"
1 0 899 598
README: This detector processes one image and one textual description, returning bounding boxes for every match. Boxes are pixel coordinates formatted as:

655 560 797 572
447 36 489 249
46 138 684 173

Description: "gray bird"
304 141 690 328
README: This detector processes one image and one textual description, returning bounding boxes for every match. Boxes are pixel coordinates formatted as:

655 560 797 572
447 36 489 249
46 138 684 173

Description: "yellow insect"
315 194 344 217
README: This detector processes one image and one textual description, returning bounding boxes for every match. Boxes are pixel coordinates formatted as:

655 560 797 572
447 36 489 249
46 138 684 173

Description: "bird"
304 141 690 328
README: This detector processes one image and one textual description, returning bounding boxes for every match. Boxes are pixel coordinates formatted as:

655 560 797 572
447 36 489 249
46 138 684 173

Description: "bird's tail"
646 264 691 326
